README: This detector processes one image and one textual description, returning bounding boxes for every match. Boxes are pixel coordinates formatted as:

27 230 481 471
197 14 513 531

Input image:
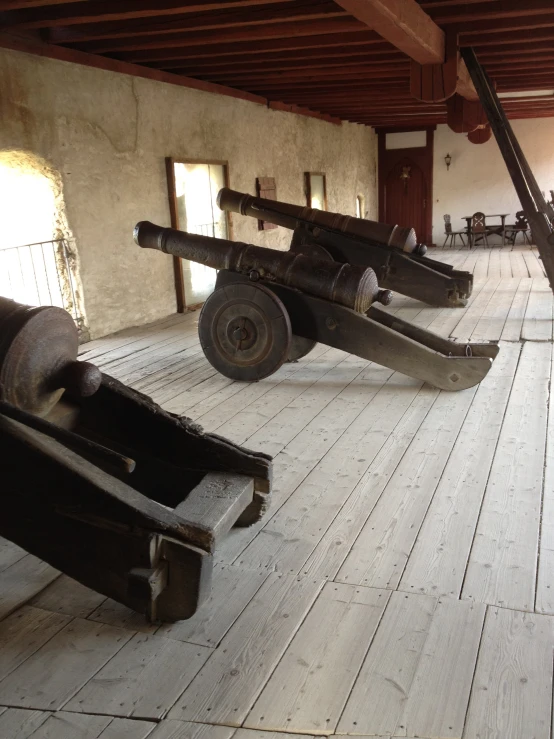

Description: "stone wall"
0 47 378 338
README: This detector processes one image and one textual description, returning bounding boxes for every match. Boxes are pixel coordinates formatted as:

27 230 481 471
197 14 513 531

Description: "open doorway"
0 150 86 333
166 158 229 310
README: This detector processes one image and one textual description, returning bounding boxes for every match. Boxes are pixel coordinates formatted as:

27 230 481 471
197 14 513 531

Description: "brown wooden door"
384 158 427 240
378 128 434 245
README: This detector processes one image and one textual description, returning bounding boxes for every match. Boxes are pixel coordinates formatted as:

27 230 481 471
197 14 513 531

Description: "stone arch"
0 149 87 335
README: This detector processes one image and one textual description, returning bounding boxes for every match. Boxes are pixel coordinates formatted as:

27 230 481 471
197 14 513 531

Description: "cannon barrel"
134 221 390 313
217 187 419 253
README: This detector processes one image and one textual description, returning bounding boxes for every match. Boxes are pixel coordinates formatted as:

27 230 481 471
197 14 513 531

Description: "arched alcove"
0 150 87 334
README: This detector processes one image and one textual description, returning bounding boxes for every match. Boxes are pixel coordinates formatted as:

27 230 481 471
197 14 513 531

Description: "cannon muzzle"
217 187 420 253
134 221 389 313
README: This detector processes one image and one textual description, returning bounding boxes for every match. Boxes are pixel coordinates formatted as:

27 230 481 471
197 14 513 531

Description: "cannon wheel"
286 241 334 362
199 282 292 381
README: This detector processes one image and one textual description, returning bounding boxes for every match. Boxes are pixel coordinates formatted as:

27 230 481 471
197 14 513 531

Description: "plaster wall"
0 47 378 339
432 119 554 244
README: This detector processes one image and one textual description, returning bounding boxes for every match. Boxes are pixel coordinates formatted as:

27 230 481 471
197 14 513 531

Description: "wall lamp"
445 153 452 171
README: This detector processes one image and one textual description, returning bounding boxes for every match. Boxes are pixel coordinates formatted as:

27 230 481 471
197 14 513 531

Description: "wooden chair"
442 214 466 247
505 211 532 246
470 211 489 247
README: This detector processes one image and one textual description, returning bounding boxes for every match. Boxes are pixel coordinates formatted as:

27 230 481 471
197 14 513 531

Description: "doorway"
166 158 229 310
378 128 434 245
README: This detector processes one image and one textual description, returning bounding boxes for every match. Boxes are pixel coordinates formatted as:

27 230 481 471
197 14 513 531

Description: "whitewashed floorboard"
148 721 235 739
463 607 553 739
0 618 132 710
65 633 211 719
0 707 50 738
462 341 550 611
168 574 324 725
399 342 520 598
335 385 476 590
244 583 389 734
0 555 59 621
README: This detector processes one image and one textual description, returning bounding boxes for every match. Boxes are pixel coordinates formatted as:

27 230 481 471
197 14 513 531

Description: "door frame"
377 126 435 246
165 157 231 312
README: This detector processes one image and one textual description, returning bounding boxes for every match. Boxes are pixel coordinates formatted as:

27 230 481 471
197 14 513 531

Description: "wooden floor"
1 244 553 739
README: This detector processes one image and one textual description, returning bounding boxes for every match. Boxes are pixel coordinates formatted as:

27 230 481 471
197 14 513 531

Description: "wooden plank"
88 599 158 634
0 708 50 738
535 341 554 614
0 537 27 572
148 721 236 739
0 618 133 710
487 249 501 278
167 574 324 725
397 598 486 738
65 633 211 719
499 249 513 277
509 249 529 277
0 606 71 682
471 248 490 281
97 717 157 739
450 278 501 341
522 249 546 277
157 564 268 647
0 555 59 621
333 0 444 64
335 384 477 590
236 372 422 574
463 607 553 739
28 712 112 738
302 383 439 581
399 342 521 598
337 591 437 736
29 575 106 619
215 363 399 564
500 277 532 341
462 341 550 611
470 277 520 342
521 277 553 340
197 348 348 444
244 583 389 733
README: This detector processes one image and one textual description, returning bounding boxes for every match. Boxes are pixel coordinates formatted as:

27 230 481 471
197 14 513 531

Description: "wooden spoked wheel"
198 282 292 381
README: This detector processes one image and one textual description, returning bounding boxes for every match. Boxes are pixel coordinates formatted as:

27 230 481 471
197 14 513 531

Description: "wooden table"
462 214 510 246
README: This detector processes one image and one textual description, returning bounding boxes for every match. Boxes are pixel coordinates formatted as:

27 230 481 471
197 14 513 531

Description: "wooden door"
384 158 427 240
378 128 434 245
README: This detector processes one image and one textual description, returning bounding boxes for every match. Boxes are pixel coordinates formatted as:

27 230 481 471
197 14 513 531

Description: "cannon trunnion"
135 222 498 392
0 297 272 622
217 187 474 308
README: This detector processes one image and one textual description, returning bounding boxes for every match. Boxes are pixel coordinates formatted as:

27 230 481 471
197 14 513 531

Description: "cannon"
0 297 271 622
134 222 498 391
217 188 474 308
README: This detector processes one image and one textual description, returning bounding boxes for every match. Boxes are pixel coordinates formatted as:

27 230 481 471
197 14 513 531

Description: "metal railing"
0 238 81 324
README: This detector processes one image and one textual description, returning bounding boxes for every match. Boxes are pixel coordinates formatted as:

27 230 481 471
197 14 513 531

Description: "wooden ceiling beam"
456 13 554 35
47 2 346 44
146 45 399 71
462 29 554 46
1 0 85 9
68 17 366 54
211 66 410 86
332 0 445 64
427 0 554 25
120 29 383 64
0 0 291 29
168 54 406 77
202 58 408 80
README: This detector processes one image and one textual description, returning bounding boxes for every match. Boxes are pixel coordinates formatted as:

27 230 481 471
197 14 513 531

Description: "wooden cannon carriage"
134 221 498 391
217 188 474 308
0 297 272 622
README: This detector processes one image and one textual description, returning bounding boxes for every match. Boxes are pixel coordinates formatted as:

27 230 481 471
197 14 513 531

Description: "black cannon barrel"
134 221 391 313
217 187 418 253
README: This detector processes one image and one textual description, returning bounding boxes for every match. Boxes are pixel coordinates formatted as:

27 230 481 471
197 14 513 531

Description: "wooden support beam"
121 29 383 64
333 0 445 64
0 0 292 30
69 17 365 54
46 3 347 45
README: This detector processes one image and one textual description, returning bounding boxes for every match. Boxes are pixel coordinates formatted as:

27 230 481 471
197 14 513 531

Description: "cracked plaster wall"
0 47 378 339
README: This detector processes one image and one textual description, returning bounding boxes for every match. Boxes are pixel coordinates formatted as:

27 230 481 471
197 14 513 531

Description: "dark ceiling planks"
0 0 553 127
